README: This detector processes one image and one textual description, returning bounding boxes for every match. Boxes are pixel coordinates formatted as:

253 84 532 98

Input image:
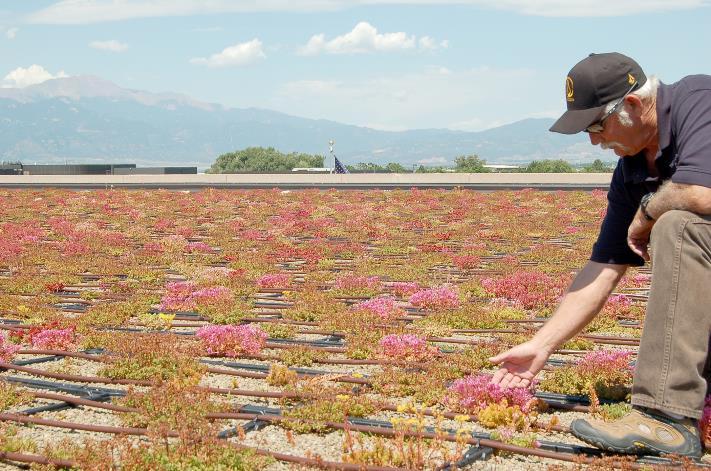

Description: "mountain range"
0 76 609 170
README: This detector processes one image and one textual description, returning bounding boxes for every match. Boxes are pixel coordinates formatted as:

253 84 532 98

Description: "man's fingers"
489 353 506 365
499 372 515 389
508 376 523 389
490 367 507 385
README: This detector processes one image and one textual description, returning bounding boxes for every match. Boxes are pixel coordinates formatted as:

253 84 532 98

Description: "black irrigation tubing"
207 411 691 469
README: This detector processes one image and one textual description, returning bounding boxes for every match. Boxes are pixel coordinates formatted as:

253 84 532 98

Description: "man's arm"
489 260 627 388
627 182 711 261
644 181 711 218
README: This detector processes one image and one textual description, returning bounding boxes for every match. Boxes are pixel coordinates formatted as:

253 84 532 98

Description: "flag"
334 156 349 174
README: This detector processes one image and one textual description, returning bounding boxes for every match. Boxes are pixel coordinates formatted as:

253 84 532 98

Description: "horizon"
2 1 710 133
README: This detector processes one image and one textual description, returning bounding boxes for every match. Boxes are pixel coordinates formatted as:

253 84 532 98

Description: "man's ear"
624 94 644 111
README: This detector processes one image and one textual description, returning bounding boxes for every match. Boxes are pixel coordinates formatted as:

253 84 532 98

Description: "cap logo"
628 73 636 85
566 76 574 102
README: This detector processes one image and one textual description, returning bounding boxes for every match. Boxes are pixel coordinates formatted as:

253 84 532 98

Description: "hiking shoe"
570 407 702 458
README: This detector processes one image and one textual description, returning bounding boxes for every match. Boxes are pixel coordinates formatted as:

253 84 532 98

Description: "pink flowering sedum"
196 324 268 356
257 273 290 289
0 333 20 361
159 282 233 311
335 275 381 291
576 349 634 377
480 271 568 309
409 285 460 310
186 241 214 253
352 297 403 320
390 282 420 298
448 374 536 413
379 334 435 362
30 328 77 351
701 395 711 447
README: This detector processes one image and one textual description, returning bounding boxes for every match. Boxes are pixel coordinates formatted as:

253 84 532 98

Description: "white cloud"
298 22 444 55
272 65 553 131
2 65 68 88
418 36 448 50
89 39 128 52
26 0 710 24
5 27 18 39
190 39 265 67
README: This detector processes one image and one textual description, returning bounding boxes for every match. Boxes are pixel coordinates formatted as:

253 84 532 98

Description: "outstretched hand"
488 341 551 389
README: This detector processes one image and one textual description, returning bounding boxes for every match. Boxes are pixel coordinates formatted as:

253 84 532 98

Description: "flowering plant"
447 374 536 414
540 349 634 400
0 333 20 361
700 395 711 448
159 282 233 311
333 275 381 296
186 241 214 253
352 297 404 321
257 273 290 289
379 334 436 362
196 324 268 356
409 286 460 310
390 282 420 298
480 271 568 310
30 327 78 350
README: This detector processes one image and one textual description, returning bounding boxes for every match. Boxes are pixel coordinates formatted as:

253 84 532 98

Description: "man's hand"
489 340 552 389
627 211 655 261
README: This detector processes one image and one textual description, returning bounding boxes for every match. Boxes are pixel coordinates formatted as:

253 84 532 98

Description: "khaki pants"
631 210 711 419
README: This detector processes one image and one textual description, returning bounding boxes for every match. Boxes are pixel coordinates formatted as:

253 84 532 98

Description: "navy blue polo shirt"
591 75 711 266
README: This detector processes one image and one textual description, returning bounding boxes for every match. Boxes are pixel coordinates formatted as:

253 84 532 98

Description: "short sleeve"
671 86 711 188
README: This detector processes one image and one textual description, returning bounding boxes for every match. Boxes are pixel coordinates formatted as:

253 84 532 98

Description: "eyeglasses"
585 81 638 133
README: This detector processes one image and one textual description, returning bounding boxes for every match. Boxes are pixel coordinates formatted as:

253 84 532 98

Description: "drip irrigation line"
0 451 75 468
0 411 177 437
2 375 126 400
207 410 669 469
0 361 151 386
201 358 363 379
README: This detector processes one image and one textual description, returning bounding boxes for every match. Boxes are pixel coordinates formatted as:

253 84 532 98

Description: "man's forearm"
645 181 711 219
530 261 627 353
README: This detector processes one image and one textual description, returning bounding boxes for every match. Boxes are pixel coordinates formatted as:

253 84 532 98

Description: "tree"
385 162 408 173
524 159 574 173
582 159 614 173
345 162 410 173
454 154 490 173
208 147 323 173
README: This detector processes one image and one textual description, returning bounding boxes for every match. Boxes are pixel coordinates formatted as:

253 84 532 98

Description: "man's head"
550 52 659 157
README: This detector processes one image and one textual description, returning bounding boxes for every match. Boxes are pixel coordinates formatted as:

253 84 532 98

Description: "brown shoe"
570 407 702 458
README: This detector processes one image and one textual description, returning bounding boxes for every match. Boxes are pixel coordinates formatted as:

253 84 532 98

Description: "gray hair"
606 75 659 127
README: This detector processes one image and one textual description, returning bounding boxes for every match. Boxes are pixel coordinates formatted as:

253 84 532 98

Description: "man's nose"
588 132 602 145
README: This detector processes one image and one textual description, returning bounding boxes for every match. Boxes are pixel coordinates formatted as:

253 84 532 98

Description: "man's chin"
610 146 633 157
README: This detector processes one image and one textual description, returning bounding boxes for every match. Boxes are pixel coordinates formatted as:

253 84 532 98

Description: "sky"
1 0 711 132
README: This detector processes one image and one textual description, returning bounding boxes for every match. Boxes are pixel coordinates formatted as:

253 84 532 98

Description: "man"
489 52 711 458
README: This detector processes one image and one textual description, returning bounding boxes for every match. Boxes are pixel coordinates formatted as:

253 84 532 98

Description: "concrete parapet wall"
0 173 612 190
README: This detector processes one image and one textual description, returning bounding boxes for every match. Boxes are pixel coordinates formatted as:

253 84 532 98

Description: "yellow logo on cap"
628 73 636 85
566 76 574 102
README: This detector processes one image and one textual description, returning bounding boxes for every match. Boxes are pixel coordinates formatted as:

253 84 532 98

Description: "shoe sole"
572 427 702 459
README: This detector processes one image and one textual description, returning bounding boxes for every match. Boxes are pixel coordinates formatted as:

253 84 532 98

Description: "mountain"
0 76 608 169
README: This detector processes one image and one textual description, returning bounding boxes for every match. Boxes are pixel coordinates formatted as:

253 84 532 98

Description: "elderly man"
489 52 711 458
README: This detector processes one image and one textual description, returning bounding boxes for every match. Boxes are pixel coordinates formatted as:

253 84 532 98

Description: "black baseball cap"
550 52 647 134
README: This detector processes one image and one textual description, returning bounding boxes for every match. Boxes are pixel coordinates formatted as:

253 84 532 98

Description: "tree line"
208 147 614 174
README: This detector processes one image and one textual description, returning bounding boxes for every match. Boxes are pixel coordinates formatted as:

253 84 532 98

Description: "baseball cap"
549 52 647 134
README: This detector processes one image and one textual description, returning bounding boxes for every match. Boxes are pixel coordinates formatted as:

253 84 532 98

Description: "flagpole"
328 139 335 174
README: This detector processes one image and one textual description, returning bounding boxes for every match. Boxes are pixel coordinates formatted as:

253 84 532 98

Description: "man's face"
587 113 640 157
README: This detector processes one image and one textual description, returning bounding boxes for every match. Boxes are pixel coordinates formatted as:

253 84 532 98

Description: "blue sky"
1 1 710 131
